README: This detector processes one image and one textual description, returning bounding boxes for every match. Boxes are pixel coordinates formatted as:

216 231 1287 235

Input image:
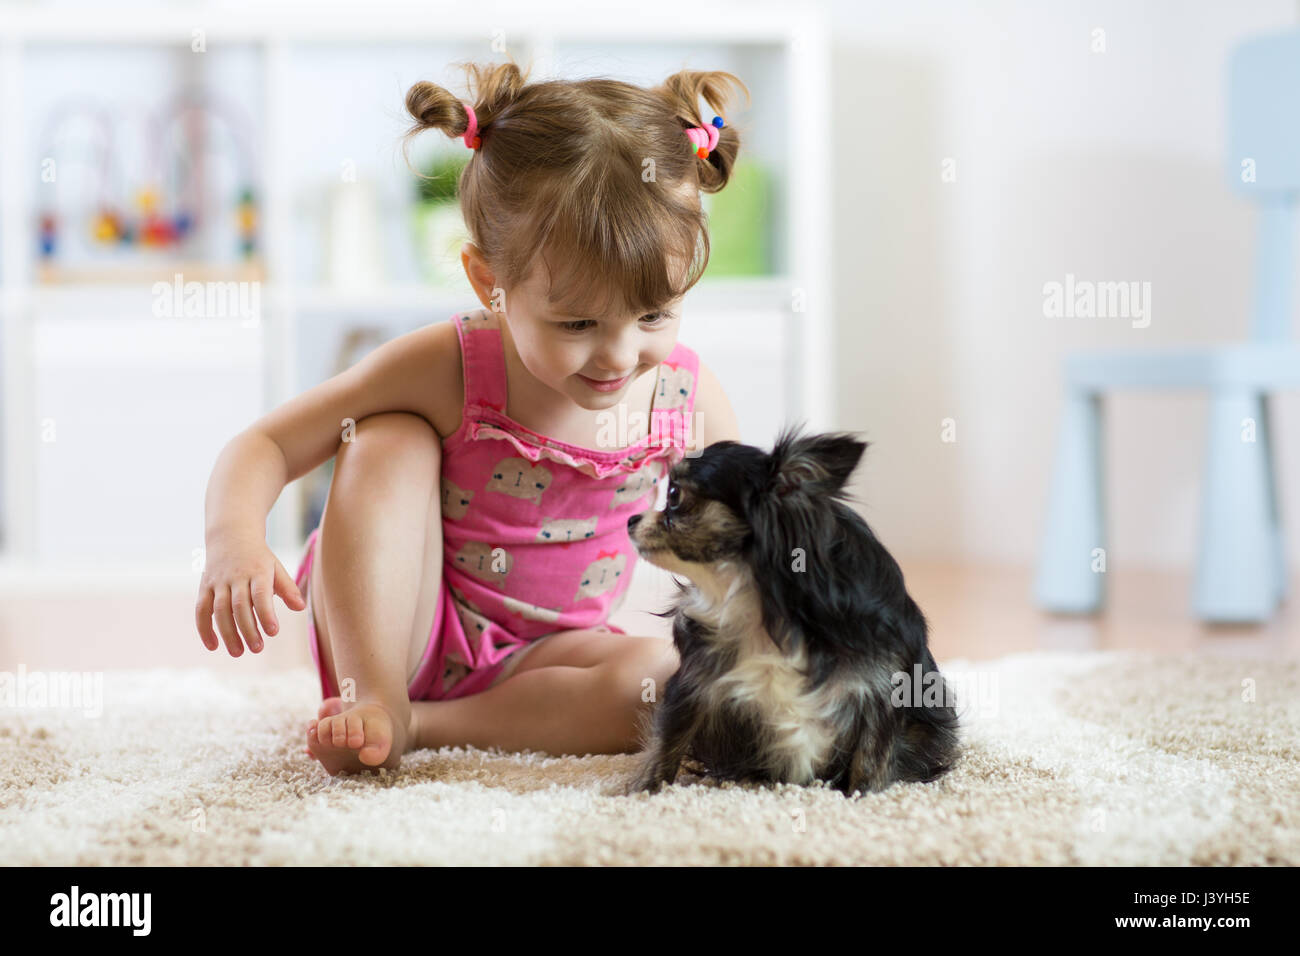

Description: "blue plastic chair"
1035 29 1300 623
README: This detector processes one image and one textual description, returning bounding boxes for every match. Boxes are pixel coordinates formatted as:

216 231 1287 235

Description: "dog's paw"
623 768 665 797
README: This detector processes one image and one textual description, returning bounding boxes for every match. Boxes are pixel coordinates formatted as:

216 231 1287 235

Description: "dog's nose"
627 513 641 530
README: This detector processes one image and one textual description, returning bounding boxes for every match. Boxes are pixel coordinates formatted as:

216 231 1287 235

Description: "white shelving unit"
0 4 832 593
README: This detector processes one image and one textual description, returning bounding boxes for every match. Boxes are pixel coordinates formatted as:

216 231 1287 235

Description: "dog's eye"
666 482 681 511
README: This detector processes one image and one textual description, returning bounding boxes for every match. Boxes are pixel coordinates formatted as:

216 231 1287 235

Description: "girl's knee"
336 411 441 472
612 637 678 701
355 411 439 446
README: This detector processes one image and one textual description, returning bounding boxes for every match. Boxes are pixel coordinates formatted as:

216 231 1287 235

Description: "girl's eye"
560 312 671 333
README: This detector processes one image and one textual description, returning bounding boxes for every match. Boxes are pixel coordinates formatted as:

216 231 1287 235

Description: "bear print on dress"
450 583 485 616
448 588 533 689
451 596 490 650
487 457 552 506
575 549 627 603
451 585 522 652
441 648 471 695
440 476 473 520
536 516 597 543
453 540 514 588
501 594 563 623
655 363 696 410
608 458 665 510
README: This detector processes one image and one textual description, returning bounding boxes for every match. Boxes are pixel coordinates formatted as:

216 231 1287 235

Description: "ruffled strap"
464 414 686 480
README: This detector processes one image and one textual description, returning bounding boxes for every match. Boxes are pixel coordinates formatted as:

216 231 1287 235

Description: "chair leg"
1194 390 1277 622
1258 394 1288 606
1035 388 1105 613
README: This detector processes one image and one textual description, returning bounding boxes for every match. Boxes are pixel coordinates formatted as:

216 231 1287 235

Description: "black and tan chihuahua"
624 424 961 796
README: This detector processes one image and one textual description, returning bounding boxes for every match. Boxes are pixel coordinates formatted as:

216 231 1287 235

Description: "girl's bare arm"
198 319 459 654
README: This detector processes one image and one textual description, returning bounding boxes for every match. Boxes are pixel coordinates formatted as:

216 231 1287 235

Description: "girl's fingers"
273 557 306 611
231 579 264 654
212 587 244 657
195 587 219 651
251 571 278 639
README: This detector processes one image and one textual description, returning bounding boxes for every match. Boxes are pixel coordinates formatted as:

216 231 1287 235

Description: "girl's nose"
595 329 641 374
595 352 638 375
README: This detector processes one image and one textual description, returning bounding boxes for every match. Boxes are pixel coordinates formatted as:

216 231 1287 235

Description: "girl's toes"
346 713 366 749
358 715 393 766
323 715 346 749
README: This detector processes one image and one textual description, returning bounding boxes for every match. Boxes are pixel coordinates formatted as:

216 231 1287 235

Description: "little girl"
195 59 746 775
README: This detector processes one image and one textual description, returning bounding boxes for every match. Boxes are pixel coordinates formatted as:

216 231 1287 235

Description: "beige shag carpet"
2 650 1297 866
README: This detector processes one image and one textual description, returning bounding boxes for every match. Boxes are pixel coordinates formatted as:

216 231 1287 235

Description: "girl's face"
501 269 684 411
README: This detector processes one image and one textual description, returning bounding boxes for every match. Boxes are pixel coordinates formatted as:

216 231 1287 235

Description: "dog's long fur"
624 424 961 796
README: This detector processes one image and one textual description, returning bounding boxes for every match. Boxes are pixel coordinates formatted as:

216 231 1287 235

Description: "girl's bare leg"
306 412 445 774
409 629 681 756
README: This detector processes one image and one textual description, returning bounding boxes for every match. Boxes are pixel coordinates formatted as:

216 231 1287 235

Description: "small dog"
624 424 961 796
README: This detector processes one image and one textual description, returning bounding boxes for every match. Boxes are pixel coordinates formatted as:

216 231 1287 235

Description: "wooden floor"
901 560 1300 662
2 562 1296 681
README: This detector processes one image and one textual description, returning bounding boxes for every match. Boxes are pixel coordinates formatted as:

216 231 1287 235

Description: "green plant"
414 152 469 204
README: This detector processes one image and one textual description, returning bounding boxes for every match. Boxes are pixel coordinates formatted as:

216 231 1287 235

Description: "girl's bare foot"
306 696 417 775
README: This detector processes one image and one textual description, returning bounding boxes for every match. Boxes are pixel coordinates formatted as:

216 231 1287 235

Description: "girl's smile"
577 370 634 392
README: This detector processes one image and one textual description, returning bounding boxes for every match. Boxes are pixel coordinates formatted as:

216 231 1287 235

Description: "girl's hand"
195 530 307 656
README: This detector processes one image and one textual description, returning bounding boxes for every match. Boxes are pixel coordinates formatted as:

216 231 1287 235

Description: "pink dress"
293 307 700 702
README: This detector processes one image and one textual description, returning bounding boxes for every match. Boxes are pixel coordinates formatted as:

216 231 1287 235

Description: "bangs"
515 173 708 320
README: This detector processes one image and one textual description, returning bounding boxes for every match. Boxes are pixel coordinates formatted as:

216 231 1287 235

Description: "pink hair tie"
685 115 724 158
462 102 481 150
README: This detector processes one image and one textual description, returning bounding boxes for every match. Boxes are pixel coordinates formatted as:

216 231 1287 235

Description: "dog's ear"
751 423 869 565
768 423 868 500
745 425 869 657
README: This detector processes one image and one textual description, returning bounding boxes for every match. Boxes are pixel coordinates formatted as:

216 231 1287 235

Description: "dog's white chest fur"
682 577 840 784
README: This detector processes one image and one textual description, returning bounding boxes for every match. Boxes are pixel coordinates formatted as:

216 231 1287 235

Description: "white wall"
830 0 1300 570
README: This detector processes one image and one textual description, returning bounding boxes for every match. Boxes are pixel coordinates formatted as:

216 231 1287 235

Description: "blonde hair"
401 58 750 318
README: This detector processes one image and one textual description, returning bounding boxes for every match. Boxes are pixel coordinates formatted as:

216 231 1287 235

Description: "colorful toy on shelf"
34 89 259 269
89 206 128 243
236 187 256 259
39 212 58 256
135 186 173 246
